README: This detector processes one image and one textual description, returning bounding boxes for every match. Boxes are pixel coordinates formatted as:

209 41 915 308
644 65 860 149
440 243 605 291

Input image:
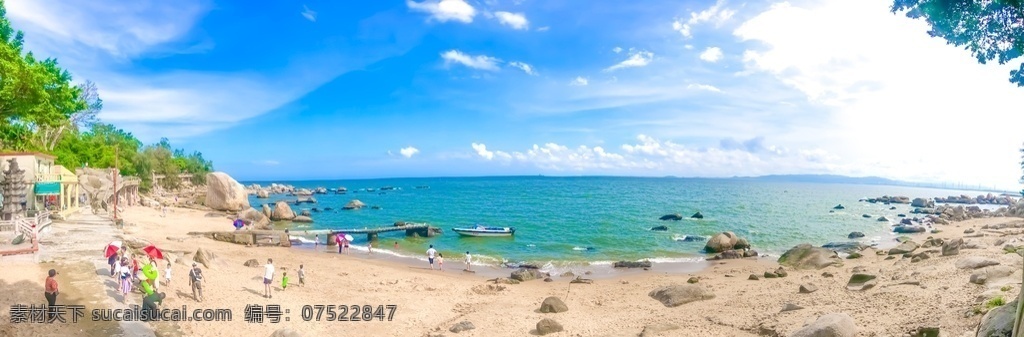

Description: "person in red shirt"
44 269 58 322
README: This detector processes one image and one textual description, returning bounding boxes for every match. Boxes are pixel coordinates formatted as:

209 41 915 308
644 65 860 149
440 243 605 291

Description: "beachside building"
0 152 80 218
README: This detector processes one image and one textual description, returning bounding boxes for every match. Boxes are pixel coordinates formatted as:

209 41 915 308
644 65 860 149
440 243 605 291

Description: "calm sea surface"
243 177 1002 269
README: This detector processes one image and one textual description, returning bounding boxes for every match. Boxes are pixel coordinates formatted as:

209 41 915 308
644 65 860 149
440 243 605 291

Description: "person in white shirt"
263 258 275 299
464 251 472 271
426 245 437 270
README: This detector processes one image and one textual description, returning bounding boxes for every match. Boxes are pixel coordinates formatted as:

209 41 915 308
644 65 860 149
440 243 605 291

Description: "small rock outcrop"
911 197 934 208
970 266 1015 285
536 318 563 335
955 256 999 270
650 225 669 231
690 212 704 219
704 232 750 253
238 207 271 229
847 232 864 239
778 244 843 270
789 313 857 337
450 321 475 333
846 274 877 291
511 268 544 282
648 284 715 307
639 323 680 337
244 259 260 267
194 247 216 269
942 238 963 256
833 204 845 210
888 241 919 255
976 299 1017 337
799 284 818 294
292 216 314 223
539 296 568 313
205 172 250 212
659 214 682 221
342 200 366 210
271 201 296 221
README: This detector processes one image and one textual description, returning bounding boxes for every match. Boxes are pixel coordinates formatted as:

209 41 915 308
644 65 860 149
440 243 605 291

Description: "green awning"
34 182 60 196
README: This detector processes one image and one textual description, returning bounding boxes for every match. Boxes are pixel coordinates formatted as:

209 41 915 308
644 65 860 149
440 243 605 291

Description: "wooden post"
112 147 118 221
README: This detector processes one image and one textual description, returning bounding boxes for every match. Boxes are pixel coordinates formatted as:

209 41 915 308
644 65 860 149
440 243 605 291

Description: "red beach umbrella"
142 245 165 260
104 240 122 258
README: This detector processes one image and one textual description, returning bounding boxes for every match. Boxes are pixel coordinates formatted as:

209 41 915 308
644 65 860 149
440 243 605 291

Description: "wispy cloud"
570 76 589 86
508 61 536 75
254 160 280 166
399 146 420 158
536 26 550 32
699 47 723 62
612 46 623 53
494 11 529 30
686 83 722 92
672 0 735 39
468 135 840 175
441 50 501 71
605 50 654 71
301 5 317 22
407 0 476 23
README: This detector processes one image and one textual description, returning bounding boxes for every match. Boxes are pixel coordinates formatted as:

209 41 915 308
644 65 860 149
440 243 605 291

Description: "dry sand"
2 205 1022 337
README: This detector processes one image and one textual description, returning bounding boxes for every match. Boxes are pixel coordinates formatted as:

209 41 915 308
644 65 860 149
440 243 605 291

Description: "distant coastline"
240 174 1017 195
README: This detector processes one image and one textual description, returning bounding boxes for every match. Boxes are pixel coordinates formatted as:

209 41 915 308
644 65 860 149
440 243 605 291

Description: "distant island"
736 174 1015 194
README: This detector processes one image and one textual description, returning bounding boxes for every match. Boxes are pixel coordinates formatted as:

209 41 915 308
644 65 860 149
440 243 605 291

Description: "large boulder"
911 198 934 208
976 299 1017 337
194 247 216 269
888 241 919 255
789 313 857 337
205 172 250 212
778 244 843 270
942 238 963 256
261 204 272 218
704 232 750 253
292 216 314 223
255 190 269 198
238 207 271 229
955 256 1000 270
511 268 544 282
342 200 366 210
271 201 296 221
648 284 715 307
536 318 563 335
970 266 1015 285
659 213 682 221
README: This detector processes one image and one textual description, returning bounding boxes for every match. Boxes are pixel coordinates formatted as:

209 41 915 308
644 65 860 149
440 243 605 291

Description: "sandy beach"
2 203 1023 337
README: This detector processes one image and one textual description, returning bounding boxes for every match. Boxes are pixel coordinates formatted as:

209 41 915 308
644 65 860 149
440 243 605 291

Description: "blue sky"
6 0 1024 189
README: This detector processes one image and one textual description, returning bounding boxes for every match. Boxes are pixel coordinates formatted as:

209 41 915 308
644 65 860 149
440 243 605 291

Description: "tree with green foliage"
891 0 1024 86
0 0 214 193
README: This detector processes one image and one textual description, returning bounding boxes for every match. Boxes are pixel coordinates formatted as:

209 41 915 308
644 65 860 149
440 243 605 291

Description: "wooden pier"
294 223 438 243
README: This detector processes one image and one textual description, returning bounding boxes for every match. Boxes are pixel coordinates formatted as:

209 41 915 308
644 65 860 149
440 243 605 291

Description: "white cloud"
469 135 841 175
734 0 1024 189
407 0 476 23
494 11 529 30
570 76 589 86
684 44 694 50
686 83 722 93
508 61 536 75
605 50 654 71
612 46 623 53
441 50 501 71
672 0 735 39
301 5 316 22
699 47 723 62
536 26 550 31
400 146 420 158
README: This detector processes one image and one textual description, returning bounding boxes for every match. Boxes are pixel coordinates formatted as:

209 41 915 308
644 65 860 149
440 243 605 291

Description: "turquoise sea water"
244 177 1001 268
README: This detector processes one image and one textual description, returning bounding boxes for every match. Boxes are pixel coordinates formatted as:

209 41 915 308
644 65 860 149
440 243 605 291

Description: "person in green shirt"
281 272 289 290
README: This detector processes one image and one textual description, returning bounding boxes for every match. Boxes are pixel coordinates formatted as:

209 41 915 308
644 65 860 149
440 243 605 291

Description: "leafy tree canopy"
891 0 1024 86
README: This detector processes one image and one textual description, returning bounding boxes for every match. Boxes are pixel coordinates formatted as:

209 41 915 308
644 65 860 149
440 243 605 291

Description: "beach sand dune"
1 206 1020 336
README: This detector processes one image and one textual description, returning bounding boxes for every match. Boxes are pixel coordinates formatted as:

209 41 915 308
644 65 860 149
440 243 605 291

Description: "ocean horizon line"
235 173 1016 194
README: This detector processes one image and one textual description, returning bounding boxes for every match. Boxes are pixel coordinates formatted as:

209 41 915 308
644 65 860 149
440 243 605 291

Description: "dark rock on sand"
942 238 963 256
781 303 805 312
613 261 652 268
893 225 926 233
687 277 699 284
846 274 877 291
799 284 818 294
778 244 843 270
450 321 475 333
243 259 260 267
539 296 568 313
511 268 544 282
748 274 760 280
888 241 919 255
647 284 715 307
822 242 867 254
536 318 564 335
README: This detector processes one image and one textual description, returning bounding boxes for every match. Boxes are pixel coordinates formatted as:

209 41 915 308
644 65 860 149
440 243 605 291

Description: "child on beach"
164 262 172 285
368 241 373 254
281 272 289 291
394 241 399 250
314 235 319 250
298 265 305 287
465 251 472 271
118 258 132 303
438 253 444 271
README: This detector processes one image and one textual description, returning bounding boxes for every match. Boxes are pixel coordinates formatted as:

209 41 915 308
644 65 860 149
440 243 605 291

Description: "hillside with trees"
0 0 211 192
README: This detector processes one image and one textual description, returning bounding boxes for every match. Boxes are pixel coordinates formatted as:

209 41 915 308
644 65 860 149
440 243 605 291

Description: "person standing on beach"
164 261 172 286
438 253 444 271
426 245 437 270
368 241 373 254
44 269 58 321
298 265 305 287
263 258 275 298
335 234 343 254
118 258 132 303
314 234 320 250
108 253 118 277
281 272 289 291
464 251 472 271
394 241 399 250
188 263 204 302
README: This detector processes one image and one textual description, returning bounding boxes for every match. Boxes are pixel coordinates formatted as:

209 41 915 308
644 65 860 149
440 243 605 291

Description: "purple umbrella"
233 219 245 229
